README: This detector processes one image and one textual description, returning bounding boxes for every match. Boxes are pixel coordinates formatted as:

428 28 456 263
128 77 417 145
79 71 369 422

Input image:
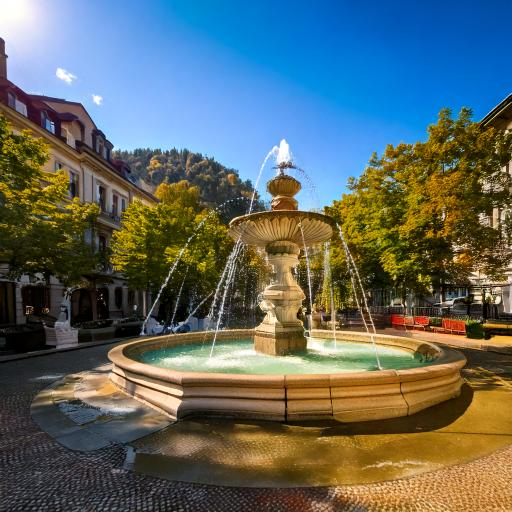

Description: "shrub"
429 317 442 327
465 319 484 339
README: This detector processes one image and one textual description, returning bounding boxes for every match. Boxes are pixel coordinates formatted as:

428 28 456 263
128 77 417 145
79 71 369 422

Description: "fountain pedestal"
229 165 333 355
253 242 306 355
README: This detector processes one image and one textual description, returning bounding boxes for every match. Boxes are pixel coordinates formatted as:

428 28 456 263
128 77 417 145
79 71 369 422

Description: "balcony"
98 209 121 228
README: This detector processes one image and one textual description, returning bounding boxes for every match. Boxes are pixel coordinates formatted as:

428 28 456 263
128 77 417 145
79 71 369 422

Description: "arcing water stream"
336 224 382 369
141 139 382 370
140 196 254 335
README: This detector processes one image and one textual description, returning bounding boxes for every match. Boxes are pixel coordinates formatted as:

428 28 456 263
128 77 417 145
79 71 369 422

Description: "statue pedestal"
254 325 306 356
44 324 79 349
254 243 307 356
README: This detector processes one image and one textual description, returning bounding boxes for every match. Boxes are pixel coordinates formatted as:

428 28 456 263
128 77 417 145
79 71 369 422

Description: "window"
121 197 127 213
61 125 75 148
96 137 104 156
114 287 123 309
98 234 107 252
97 184 106 211
55 162 79 198
69 172 79 198
7 91 15 108
7 92 27 117
0 282 16 325
127 290 135 307
21 285 50 317
112 194 119 217
41 111 55 133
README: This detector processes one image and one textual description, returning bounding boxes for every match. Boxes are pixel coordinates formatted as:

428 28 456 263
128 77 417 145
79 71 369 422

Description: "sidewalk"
378 327 512 354
0 337 130 363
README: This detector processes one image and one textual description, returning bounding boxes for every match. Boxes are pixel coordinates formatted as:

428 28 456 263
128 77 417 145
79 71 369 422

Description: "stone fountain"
107 150 466 423
229 162 334 355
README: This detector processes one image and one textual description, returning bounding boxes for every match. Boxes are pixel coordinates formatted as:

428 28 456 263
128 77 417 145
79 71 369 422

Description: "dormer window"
41 111 55 133
61 125 75 148
96 136 104 156
7 91 27 117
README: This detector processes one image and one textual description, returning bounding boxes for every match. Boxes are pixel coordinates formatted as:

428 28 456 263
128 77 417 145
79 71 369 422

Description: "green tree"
110 180 240 321
328 108 512 300
0 114 99 286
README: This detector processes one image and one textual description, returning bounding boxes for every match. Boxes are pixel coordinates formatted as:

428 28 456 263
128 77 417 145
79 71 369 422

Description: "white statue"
45 287 78 348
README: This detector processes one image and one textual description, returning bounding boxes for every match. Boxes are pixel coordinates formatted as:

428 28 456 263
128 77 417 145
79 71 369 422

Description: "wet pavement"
1 341 512 511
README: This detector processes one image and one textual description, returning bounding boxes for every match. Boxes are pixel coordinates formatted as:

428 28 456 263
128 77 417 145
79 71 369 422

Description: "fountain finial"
267 162 301 210
275 160 296 175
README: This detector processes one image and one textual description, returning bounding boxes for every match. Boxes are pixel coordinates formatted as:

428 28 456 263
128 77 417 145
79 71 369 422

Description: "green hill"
113 148 262 218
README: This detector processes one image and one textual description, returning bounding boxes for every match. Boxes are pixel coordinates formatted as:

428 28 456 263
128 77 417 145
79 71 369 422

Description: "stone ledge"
108 329 466 423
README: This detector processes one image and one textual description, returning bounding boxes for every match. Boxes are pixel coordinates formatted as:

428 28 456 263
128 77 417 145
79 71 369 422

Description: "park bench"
412 316 430 330
441 318 466 335
391 314 414 329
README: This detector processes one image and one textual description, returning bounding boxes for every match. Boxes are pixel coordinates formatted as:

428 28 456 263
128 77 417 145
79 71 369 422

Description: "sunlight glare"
0 0 33 26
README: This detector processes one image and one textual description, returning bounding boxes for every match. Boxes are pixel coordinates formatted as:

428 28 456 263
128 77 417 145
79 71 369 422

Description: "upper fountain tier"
228 162 334 248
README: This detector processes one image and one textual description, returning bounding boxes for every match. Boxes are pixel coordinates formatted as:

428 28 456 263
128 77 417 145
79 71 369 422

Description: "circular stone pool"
136 338 431 375
109 329 466 423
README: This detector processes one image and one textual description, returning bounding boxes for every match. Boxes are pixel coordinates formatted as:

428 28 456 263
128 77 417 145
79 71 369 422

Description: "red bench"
442 318 466 335
391 315 414 329
413 316 429 330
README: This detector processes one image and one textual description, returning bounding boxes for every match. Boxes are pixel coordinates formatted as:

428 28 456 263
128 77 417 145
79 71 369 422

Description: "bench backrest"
442 318 466 332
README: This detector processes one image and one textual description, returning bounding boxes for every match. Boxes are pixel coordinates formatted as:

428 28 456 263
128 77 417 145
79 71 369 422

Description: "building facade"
0 38 157 326
477 93 512 313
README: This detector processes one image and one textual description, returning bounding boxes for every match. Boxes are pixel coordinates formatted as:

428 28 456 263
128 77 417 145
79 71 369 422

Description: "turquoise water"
136 338 430 375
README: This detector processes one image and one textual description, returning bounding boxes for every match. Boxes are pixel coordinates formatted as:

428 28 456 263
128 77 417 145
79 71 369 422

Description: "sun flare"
0 0 32 25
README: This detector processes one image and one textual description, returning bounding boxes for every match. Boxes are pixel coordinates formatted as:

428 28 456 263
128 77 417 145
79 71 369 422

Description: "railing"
368 305 502 321
98 210 121 226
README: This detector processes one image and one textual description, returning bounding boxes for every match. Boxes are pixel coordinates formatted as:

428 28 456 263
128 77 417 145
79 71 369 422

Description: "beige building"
478 93 512 313
0 38 157 326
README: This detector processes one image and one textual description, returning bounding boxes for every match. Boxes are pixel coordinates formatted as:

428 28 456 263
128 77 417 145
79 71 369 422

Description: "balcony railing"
98 210 121 226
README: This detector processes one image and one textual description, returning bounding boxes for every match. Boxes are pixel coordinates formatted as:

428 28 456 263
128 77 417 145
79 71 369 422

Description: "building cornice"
480 93 512 127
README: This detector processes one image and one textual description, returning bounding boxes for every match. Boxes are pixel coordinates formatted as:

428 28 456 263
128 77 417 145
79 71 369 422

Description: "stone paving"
1 342 512 511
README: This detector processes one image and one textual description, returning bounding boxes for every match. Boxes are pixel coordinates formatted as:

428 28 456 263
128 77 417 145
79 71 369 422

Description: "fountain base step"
254 329 307 356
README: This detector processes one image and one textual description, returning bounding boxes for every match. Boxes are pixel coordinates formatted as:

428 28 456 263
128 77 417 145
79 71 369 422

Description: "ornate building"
0 38 157 326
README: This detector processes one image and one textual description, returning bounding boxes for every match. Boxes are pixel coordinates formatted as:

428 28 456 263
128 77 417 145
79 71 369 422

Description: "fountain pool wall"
108 330 466 423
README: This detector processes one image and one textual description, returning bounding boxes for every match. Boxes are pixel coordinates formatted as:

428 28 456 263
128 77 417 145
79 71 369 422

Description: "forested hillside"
113 148 261 218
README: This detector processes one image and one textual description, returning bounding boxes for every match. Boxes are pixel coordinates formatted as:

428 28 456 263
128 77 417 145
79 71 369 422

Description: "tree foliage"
327 108 512 299
113 147 262 219
0 114 99 286
110 180 264 321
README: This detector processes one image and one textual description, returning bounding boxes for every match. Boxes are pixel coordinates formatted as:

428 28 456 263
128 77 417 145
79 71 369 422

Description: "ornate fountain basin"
108 329 466 423
228 210 334 248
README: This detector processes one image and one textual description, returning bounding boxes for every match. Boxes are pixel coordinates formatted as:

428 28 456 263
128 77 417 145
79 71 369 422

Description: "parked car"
433 297 483 315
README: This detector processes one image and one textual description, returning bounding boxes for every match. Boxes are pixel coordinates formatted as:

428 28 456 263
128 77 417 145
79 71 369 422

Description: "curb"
0 337 134 363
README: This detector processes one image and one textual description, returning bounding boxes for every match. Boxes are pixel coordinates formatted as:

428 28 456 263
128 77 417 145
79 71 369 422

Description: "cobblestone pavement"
1 344 512 511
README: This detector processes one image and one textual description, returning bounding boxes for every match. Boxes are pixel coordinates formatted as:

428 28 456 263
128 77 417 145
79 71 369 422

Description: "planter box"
44 326 78 349
2 325 46 352
78 326 116 343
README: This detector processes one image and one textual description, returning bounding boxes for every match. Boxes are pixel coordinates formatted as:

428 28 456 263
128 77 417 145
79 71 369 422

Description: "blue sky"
1 0 511 208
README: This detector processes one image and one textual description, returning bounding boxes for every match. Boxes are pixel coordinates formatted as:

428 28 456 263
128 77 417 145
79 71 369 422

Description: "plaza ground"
1 333 511 511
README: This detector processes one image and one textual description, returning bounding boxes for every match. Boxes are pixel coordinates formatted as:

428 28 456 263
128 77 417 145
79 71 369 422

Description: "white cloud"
56 67 77 84
92 94 103 106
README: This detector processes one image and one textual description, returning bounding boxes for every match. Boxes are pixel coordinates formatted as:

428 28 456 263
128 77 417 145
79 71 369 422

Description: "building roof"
29 94 98 131
480 93 512 127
